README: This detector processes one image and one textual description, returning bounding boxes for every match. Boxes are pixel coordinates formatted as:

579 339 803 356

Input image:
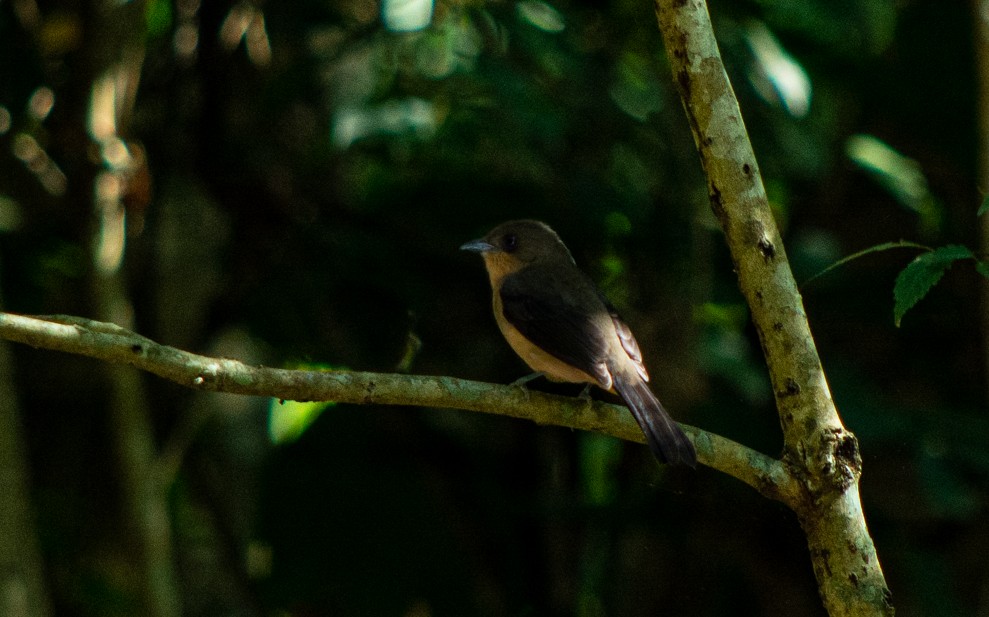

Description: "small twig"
800 240 931 288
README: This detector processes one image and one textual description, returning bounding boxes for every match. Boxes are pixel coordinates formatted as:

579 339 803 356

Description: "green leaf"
845 134 940 234
268 399 335 445
979 194 989 218
267 362 343 444
893 245 973 326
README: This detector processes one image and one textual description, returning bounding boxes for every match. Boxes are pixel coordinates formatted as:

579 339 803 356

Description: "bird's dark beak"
460 239 496 253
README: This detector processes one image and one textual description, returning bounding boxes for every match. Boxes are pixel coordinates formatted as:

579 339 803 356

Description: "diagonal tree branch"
0 311 798 505
654 1 893 615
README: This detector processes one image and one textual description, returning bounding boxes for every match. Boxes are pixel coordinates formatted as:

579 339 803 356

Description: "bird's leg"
576 383 594 401
510 372 545 388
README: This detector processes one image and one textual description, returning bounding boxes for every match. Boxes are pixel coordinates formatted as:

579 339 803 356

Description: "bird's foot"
510 372 544 400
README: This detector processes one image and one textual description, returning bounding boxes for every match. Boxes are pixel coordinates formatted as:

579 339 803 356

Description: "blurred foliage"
0 0 987 616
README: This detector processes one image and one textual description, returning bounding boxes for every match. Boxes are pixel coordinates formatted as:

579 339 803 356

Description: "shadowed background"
0 0 986 615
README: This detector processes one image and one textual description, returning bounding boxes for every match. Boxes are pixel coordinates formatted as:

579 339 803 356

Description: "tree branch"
0 311 797 504
654 1 893 615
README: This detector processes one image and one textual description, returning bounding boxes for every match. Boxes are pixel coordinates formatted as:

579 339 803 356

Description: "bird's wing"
499 268 612 388
598 292 649 383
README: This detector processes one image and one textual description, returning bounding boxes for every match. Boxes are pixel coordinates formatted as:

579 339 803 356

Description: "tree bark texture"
653 1 893 615
0 312 796 503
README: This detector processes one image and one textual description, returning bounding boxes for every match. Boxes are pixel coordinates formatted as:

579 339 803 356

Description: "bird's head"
460 220 575 279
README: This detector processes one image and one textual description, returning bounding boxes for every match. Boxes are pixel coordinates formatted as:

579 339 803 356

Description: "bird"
461 220 697 467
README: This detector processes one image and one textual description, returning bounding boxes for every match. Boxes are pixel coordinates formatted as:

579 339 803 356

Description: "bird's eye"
502 234 518 252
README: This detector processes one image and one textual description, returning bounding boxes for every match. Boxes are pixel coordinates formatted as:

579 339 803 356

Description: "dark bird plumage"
461 220 696 467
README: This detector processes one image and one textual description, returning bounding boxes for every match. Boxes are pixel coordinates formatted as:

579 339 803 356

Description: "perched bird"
461 220 696 467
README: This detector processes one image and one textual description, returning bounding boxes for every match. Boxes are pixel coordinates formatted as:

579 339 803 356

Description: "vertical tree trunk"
974 0 989 407
652 1 894 615
84 2 181 616
0 289 51 617
973 6 989 611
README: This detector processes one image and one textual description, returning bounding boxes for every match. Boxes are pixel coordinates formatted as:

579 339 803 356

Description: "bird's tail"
611 371 697 467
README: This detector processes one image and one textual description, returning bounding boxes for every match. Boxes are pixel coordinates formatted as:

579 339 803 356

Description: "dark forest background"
0 0 987 615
